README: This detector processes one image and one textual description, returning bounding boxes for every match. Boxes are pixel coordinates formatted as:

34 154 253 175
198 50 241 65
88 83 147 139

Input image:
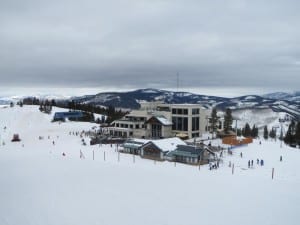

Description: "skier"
240 152 243 158
260 159 264 166
257 159 259 164
280 156 283 162
251 160 253 167
248 160 250 168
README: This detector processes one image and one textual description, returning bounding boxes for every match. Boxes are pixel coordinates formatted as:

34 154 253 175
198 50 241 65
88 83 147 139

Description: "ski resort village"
0 95 300 225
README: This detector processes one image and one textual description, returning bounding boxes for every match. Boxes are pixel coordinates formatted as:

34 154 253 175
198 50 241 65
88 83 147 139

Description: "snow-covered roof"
146 115 172 126
123 138 150 148
156 116 172 126
149 137 186 152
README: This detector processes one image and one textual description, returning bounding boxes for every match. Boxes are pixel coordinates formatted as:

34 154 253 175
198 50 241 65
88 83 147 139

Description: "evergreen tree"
269 128 276 139
263 125 268 140
294 121 300 143
251 125 258 138
209 108 219 138
51 99 56 107
284 120 296 144
223 108 233 133
243 123 251 137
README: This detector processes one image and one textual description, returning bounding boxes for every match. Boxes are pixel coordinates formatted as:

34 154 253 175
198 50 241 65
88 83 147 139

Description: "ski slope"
0 106 299 225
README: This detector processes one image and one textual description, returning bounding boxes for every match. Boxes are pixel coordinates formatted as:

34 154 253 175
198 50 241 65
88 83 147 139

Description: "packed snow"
0 105 299 225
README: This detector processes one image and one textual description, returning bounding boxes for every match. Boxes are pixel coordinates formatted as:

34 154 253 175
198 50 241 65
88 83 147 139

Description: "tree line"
22 97 127 123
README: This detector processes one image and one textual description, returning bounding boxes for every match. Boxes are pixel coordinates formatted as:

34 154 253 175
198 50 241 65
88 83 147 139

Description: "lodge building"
109 101 210 139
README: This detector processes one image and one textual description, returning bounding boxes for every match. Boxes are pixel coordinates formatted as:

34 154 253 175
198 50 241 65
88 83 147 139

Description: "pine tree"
209 108 219 138
223 108 233 134
295 121 300 143
284 120 296 144
269 128 276 139
263 125 268 140
243 123 251 137
251 125 258 138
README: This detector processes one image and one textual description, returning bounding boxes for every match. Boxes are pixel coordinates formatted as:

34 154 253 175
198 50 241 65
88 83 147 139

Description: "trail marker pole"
118 152 120 162
104 151 106 161
174 161 176 167
272 168 274 180
133 154 135 163
232 163 234 175
199 164 201 171
93 150 94 160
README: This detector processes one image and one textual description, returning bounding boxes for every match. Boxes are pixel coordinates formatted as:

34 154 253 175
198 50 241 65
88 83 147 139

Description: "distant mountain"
6 88 298 121
0 100 9 105
263 92 300 103
71 88 228 109
69 88 300 120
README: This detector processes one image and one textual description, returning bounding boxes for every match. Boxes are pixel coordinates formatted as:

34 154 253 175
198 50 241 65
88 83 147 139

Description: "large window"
152 124 162 138
192 117 199 131
172 117 188 131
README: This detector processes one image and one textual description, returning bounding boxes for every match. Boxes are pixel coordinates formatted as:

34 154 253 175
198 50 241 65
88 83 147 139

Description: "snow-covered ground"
232 108 291 134
0 106 299 225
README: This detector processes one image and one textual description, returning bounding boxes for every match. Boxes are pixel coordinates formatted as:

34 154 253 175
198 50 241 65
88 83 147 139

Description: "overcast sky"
0 0 299 96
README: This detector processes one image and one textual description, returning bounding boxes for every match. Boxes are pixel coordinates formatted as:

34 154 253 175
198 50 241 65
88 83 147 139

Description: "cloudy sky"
0 0 299 96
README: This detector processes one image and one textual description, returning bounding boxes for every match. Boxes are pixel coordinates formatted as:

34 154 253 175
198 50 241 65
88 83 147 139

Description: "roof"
123 138 150 149
143 137 186 152
145 116 172 126
53 111 83 119
168 145 215 158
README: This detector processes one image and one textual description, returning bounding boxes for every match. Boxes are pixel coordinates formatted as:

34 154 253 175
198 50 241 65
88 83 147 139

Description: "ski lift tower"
279 118 284 148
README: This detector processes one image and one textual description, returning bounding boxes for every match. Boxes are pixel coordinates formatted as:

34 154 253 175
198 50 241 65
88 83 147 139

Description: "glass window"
192 109 199 115
192 117 199 131
172 117 176 130
183 117 188 131
183 109 188 115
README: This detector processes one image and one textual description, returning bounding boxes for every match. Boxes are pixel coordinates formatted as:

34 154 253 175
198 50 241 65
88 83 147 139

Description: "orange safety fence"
222 136 253 146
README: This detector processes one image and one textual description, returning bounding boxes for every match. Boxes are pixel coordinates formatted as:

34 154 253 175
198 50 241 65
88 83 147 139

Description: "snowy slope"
0 106 300 225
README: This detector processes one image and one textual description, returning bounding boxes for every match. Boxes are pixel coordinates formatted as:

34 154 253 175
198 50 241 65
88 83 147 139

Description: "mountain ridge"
1 88 299 120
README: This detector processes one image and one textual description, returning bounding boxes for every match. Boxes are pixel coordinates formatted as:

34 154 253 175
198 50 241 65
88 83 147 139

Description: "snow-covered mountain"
263 91 300 103
69 89 300 120
2 88 299 121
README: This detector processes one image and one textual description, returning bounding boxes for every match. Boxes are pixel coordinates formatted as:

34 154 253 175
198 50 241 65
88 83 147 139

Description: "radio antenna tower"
176 72 179 92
